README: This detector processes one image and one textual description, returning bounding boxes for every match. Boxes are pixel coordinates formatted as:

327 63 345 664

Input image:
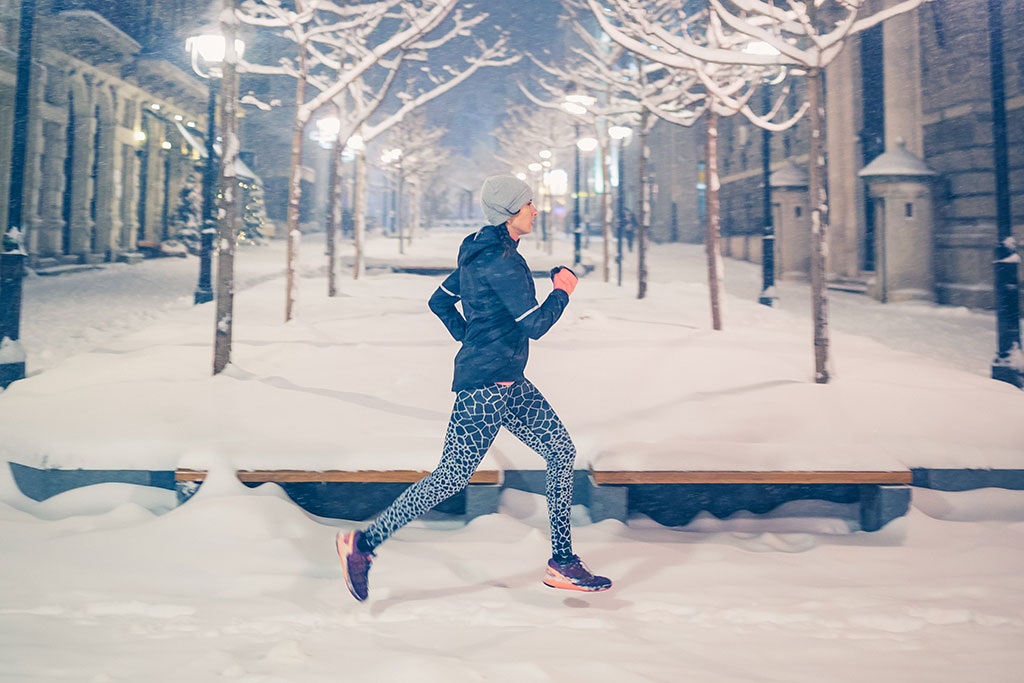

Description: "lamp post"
538 151 552 250
758 82 776 307
609 125 632 288
576 135 599 267
185 30 246 305
380 148 404 253
987 0 1023 388
1 0 35 388
563 93 595 268
743 40 785 307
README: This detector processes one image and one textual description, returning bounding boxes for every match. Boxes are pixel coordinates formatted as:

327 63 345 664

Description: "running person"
337 175 612 601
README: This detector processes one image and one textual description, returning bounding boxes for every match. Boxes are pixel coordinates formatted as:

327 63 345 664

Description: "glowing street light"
185 28 246 306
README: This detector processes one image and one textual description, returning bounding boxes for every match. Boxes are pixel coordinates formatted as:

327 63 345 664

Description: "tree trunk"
705 110 723 331
326 126 341 297
353 148 367 279
601 137 612 283
213 0 239 375
410 178 420 245
397 168 405 255
284 50 308 322
807 69 830 383
637 108 650 299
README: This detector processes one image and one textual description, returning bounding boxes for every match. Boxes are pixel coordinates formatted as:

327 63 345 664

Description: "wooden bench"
175 468 503 519
587 469 914 531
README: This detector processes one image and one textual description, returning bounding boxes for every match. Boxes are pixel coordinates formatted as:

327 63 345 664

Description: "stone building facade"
658 0 1023 310
1 0 212 268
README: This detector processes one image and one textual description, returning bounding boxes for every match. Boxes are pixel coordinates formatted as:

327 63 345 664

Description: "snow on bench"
174 468 503 520
175 468 500 484
586 445 914 531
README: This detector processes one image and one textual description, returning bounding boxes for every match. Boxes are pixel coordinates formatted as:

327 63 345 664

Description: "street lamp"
1 0 37 388
185 29 246 305
743 40 786 307
380 148 404 252
986 0 1023 387
563 92 596 267
609 125 633 287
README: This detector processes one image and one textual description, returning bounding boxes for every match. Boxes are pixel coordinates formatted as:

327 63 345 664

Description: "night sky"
422 0 569 157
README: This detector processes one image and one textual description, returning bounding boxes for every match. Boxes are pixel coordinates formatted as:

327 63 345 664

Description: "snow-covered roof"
859 142 936 179
769 162 808 188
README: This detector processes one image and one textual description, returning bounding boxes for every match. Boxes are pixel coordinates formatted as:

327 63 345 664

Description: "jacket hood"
458 224 519 268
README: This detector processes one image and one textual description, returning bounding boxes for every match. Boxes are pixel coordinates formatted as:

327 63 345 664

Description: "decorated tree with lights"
173 173 203 255
238 180 270 245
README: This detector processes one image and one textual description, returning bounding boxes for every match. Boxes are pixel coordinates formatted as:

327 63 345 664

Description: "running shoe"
337 530 374 601
543 555 612 592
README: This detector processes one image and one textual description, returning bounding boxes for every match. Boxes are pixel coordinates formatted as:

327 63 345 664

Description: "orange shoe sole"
543 569 612 592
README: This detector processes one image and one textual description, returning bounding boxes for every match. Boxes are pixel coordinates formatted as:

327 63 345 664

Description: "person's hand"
551 266 578 296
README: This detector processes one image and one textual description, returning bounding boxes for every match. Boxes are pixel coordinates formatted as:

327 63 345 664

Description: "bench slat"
175 469 501 485
591 470 913 485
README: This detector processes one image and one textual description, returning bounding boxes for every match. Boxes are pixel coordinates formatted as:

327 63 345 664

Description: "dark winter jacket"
429 224 570 391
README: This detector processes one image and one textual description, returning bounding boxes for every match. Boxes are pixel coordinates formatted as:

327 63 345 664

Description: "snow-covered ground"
2 227 1022 681
1 467 1023 682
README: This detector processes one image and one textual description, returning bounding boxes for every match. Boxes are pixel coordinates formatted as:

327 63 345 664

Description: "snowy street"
1 227 1022 682
18 229 1000 378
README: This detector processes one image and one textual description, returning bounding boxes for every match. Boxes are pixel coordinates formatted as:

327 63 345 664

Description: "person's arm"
428 269 466 341
485 257 570 340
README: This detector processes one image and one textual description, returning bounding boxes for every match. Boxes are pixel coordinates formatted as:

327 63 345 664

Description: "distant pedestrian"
337 175 612 601
625 208 637 252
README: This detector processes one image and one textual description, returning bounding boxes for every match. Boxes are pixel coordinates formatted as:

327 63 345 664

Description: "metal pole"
759 83 777 306
987 0 1023 388
195 79 218 305
2 0 35 388
616 138 625 287
573 124 582 267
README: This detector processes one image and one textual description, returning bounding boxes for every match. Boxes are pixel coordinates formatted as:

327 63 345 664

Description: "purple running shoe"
543 555 612 592
337 530 374 601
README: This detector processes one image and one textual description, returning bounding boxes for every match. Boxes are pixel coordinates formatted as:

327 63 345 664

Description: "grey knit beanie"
480 175 532 226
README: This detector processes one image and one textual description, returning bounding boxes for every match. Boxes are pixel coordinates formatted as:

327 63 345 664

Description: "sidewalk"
17 228 999 379
2 227 1019 476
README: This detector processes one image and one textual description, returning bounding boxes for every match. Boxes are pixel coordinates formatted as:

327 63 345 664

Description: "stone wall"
918 0 1024 308
0 5 207 267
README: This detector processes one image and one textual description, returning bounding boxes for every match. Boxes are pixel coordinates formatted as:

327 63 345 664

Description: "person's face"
507 200 538 240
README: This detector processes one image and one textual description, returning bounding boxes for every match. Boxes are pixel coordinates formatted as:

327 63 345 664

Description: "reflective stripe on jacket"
428 224 569 391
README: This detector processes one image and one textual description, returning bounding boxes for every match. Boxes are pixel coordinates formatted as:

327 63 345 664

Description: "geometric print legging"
362 379 576 560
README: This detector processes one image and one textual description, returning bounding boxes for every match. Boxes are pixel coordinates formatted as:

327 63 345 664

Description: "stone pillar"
771 162 811 281
859 142 937 302
34 70 68 262
883 4 923 157
67 79 96 259
119 98 142 253
20 59 48 259
91 87 117 260
825 37 864 279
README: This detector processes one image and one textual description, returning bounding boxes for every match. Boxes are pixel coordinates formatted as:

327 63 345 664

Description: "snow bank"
0 230 1021 475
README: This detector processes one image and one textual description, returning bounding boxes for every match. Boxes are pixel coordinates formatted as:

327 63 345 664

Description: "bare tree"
586 0 922 374
383 113 449 248
493 105 577 255
238 0 495 317
213 0 241 375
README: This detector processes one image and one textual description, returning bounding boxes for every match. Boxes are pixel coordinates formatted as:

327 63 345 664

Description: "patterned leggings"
363 380 576 559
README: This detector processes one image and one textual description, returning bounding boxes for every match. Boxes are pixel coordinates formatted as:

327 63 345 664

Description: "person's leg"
500 380 576 561
360 385 505 551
